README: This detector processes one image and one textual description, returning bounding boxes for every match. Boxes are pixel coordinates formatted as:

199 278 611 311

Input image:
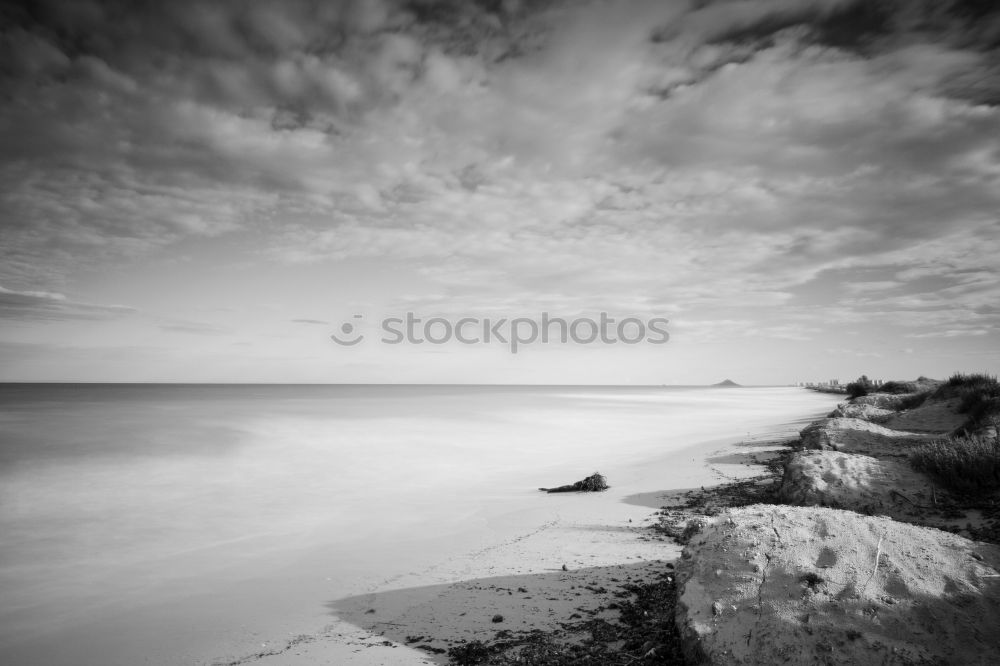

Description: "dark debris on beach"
446 569 684 666
539 472 609 494
651 443 793 543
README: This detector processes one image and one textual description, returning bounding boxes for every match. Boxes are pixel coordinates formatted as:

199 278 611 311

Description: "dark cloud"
0 0 552 114
700 0 1000 52
0 0 567 290
811 1 894 52
701 1 895 53
685 0 1000 104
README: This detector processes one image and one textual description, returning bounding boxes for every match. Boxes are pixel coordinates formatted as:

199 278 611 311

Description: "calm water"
0 384 837 665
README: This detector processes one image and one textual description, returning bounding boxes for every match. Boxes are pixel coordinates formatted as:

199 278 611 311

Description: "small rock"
562 564 568 571
491 614 504 623
712 601 723 616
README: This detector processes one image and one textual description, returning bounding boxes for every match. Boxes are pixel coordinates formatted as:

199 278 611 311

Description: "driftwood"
539 472 609 493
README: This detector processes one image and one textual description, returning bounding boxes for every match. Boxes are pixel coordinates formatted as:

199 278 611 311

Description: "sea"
0 384 838 665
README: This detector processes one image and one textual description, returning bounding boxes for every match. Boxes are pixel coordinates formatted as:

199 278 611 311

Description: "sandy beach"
226 398 837 666
238 378 1000 666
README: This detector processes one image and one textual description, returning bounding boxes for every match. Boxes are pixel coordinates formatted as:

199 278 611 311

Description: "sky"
0 0 998 384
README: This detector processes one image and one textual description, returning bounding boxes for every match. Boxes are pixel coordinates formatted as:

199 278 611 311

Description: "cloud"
0 0 997 352
825 347 884 359
0 285 134 321
291 318 330 325
158 322 228 335
905 329 990 339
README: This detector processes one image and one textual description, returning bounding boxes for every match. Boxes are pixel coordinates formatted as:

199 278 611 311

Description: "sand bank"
676 386 1000 664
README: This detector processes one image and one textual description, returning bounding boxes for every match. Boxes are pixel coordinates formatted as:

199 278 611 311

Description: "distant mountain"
711 379 742 387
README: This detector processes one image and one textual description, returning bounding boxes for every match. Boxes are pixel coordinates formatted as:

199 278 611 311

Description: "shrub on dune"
910 433 1000 495
936 373 1000 433
846 375 874 399
880 381 918 394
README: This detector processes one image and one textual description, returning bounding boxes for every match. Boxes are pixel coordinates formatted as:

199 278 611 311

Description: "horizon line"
0 380 784 387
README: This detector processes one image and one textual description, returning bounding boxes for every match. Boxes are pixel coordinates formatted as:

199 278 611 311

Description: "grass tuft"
947 372 999 388
936 373 1000 433
910 432 1000 495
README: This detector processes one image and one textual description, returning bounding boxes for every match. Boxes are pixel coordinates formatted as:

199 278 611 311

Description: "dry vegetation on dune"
843 373 1000 434
910 432 1000 495
909 374 1000 495
880 377 940 395
938 373 1000 434
845 375 941 400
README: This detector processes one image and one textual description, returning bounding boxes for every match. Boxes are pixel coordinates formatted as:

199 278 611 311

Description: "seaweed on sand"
539 472 609 494
446 570 684 665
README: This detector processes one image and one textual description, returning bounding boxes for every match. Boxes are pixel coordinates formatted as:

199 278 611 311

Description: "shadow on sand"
703 449 782 466
318 438 797 664
622 486 706 510
326 559 676 664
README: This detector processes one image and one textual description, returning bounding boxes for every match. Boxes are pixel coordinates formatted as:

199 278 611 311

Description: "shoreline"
237 392 839 666
259 380 1000 666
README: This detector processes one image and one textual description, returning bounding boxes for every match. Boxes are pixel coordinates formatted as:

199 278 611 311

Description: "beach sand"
243 418 830 666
